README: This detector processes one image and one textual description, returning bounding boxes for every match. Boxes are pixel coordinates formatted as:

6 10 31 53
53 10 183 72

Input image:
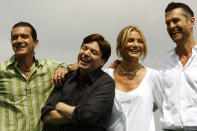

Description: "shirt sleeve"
41 86 62 121
150 69 164 113
72 80 115 125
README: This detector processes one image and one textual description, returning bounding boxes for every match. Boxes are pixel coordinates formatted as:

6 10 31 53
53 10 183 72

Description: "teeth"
171 29 180 35
15 47 23 50
81 58 90 63
173 32 179 35
129 49 140 52
16 46 25 48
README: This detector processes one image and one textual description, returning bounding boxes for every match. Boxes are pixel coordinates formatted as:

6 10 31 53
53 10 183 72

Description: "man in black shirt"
41 34 115 131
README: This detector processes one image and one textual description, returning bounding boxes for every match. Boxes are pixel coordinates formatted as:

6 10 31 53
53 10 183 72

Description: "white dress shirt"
159 46 197 130
104 67 164 131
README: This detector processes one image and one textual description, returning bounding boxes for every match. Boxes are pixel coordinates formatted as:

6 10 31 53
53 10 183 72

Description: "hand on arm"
108 59 122 68
52 67 68 87
52 63 79 87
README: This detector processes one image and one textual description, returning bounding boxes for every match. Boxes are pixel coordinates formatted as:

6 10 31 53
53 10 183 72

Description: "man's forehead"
83 41 99 48
12 26 31 34
165 8 184 17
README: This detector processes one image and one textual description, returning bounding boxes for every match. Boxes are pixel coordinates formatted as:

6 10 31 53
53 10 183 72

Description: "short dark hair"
11 22 37 42
165 2 194 18
81 34 111 62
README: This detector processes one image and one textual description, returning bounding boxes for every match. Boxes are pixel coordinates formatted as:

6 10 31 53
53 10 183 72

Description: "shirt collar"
88 68 103 82
7 55 43 69
170 45 197 57
71 68 103 83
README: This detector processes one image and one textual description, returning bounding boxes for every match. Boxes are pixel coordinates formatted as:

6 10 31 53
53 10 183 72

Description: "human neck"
118 59 142 76
175 35 197 67
176 36 197 57
16 54 34 72
121 58 141 71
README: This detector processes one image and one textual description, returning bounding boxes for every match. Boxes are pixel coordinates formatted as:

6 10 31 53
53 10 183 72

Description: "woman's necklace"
119 64 143 76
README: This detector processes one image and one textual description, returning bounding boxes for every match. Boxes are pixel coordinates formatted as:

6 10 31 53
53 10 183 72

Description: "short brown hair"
165 2 194 19
116 26 147 60
81 34 111 62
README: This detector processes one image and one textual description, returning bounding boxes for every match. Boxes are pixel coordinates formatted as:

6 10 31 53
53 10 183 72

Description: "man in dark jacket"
41 34 115 131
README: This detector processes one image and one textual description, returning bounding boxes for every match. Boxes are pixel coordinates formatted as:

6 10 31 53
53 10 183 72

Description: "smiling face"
165 8 194 43
78 41 105 75
121 30 145 60
11 26 38 57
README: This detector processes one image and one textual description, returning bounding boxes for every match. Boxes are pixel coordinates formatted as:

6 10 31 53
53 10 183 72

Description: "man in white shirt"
159 2 197 131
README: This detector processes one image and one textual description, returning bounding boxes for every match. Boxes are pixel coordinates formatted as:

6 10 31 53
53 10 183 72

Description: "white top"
104 67 164 131
159 46 197 130
116 89 134 116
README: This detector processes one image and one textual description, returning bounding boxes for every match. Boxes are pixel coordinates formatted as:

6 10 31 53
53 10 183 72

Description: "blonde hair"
116 25 147 60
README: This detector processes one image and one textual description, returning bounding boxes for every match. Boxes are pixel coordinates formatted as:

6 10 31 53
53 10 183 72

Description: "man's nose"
84 49 91 56
15 36 23 44
17 36 22 41
169 22 176 29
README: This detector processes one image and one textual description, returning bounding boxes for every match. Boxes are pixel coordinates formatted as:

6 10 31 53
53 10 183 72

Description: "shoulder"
99 70 114 83
36 58 65 70
0 59 12 71
159 50 176 70
94 71 115 93
146 68 163 94
0 59 9 66
147 67 159 75
92 69 115 91
37 58 62 65
0 55 15 67
159 56 171 67
102 68 114 78
146 67 162 81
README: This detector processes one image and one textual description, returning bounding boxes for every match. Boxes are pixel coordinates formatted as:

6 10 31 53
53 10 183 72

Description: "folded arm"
43 110 71 124
55 102 76 119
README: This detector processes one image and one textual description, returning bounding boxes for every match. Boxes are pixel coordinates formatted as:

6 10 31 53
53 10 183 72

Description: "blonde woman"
104 26 164 131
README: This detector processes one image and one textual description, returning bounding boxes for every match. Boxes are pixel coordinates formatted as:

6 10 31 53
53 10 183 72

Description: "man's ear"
34 39 39 48
189 17 195 28
100 59 105 67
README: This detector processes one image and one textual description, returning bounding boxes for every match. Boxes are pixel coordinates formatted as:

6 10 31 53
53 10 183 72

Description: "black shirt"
41 68 115 131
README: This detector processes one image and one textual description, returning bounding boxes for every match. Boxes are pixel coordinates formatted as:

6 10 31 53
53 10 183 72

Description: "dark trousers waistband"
165 129 197 131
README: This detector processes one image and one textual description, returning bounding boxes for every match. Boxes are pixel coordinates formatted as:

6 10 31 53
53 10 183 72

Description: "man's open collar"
169 45 197 57
7 55 43 69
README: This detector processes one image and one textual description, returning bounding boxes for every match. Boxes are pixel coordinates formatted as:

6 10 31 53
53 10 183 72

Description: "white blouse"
104 67 164 131
115 89 134 116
